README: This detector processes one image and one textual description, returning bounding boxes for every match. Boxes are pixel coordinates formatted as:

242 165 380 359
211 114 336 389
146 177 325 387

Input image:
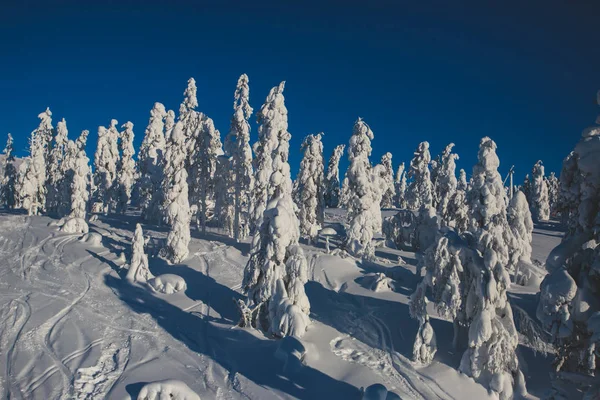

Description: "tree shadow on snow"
104 275 360 400
190 229 251 256
355 259 419 296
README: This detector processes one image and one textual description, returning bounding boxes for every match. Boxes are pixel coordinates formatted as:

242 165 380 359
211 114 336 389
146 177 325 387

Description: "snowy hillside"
0 209 562 399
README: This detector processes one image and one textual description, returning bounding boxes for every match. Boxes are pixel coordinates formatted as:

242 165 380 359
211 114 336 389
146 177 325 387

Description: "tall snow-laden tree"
179 78 199 166
522 174 532 205
435 143 459 226
546 171 559 217
507 191 533 267
394 162 407 209
406 141 433 211
46 118 69 215
163 121 191 263
379 152 395 209
214 153 235 235
324 144 345 208
189 115 222 233
93 125 115 214
530 160 550 221
136 103 167 223
126 223 153 283
60 130 91 233
165 110 175 142
344 118 378 259
536 97 600 394
21 110 53 215
249 82 286 233
229 74 254 241
242 81 310 338
294 133 325 242
1 134 17 209
116 122 136 214
457 168 468 191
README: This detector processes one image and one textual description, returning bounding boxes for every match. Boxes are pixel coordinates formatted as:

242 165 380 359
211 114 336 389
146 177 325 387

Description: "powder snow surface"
0 209 563 399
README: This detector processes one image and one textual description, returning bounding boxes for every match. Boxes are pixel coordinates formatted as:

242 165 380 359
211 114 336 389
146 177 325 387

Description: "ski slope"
0 209 563 399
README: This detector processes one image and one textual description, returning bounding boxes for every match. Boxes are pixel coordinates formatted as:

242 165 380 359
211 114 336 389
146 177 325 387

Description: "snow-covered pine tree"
163 121 191 263
136 103 167 223
406 141 433 211
229 74 254 242
294 133 325 242
393 162 407 209
530 160 550 221
179 78 199 168
164 110 175 142
46 118 69 215
457 168 468 191
126 223 153 283
214 153 235 236
546 171 559 217
21 110 52 216
115 122 136 214
37 107 54 169
378 152 395 209
434 144 459 226
189 115 222 233
15 159 28 210
447 179 469 233
93 126 112 214
506 191 533 267
242 81 310 338
249 82 286 233
106 119 121 211
1 134 17 209
60 130 90 233
324 144 345 208
344 118 378 259
522 174 532 205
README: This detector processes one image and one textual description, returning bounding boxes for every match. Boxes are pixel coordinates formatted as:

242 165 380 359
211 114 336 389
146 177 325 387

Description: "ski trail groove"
0 296 31 399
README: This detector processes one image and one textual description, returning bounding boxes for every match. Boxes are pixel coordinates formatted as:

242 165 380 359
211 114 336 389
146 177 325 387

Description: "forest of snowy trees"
2 75 599 399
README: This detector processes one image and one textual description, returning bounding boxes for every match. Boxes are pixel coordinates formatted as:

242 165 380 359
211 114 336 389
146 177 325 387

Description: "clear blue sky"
1 0 598 182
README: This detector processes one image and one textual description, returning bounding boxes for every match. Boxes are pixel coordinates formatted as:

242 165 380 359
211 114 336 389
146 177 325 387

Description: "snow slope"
0 209 563 399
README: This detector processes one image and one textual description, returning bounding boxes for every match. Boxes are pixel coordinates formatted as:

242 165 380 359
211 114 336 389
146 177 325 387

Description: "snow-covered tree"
229 74 254 241
126 223 153 283
378 152 395 209
116 122 136 214
521 174 532 205
537 97 600 389
214 153 235 236
447 182 469 233
179 78 199 166
136 103 167 223
394 162 407 209
457 168 468 191
507 191 533 267
21 110 52 216
163 121 191 264
324 144 345 208
46 118 69 215
93 120 119 214
1 134 17 209
406 141 433 211
344 118 378 259
434 143 459 226
546 171 560 217
59 130 91 233
165 110 175 142
410 232 526 399
242 81 310 338
189 115 222 232
294 133 325 241
249 82 286 233
530 160 550 221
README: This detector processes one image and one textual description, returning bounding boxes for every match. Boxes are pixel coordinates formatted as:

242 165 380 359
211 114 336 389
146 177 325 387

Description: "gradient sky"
1 0 599 182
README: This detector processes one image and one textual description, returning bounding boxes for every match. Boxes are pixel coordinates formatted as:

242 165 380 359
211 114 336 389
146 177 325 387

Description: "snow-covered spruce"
136 103 167 223
179 77 199 169
162 121 191 264
410 232 526 399
406 141 433 211
21 109 53 215
507 191 533 268
242 82 310 338
93 120 120 214
1 133 17 209
46 118 69 216
546 171 560 217
344 118 378 259
59 130 91 233
378 152 395 209
433 143 459 227
115 121 136 214
446 182 469 233
394 162 407 209
250 82 286 233
126 223 153 283
294 133 325 242
521 174 532 206
530 160 550 222
324 144 345 208
214 153 235 236
229 74 254 241
537 102 600 382
457 168 468 191
164 109 175 142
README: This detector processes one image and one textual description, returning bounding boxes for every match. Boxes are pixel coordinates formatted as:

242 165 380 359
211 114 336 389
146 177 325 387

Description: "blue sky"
1 0 599 182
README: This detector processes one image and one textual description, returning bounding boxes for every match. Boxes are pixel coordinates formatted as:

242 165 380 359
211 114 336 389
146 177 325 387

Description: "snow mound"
514 260 546 287
274 336 306 374
79 232 103 246
361 383 401 400
357 272 394 292
59 217 89 234
48 218 65 227
137 379 200 400
330 335 393 376
148 274 187 294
